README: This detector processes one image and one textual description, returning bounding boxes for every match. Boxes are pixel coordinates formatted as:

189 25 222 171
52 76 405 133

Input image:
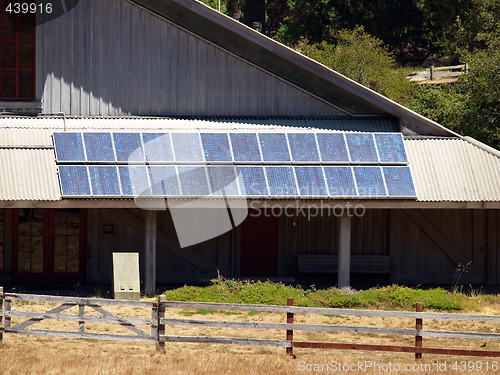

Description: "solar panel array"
53 132 416 199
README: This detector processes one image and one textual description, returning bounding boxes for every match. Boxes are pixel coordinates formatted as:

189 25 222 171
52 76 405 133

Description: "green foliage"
163 279 494 311
297 27 416 102
275 0 339 45
406 84 468 132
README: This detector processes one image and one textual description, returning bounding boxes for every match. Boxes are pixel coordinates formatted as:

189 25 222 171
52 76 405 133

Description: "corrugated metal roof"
405 138 500 202
2 117 500 203
0 149 60 201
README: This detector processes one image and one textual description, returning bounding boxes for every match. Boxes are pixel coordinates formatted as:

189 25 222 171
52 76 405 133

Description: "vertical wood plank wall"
2 208 496 285
36 0 343 117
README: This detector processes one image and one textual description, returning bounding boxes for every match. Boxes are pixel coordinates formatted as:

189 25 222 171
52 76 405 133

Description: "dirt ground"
1 299 500 374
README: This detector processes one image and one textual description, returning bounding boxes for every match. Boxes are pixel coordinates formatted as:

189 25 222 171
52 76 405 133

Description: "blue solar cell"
316 133 349 162
201 133 232 162
177 166 210 196
382 166 416 197
83 133 115 162
353 167 386 197
89 166 121 196
375 133 408 163
148 166 181 196
323 167 357 196
142 133 174 162
171 133 204 162
287 133 320 162
58 166 91 196
207 166 240 196
265 167 298 196
345 133 378 163
53 133 85 162
239 167 268 196
119 166 151 196
294 167 328 196
113 133 144 162
229 133 261 162
259 133 291 162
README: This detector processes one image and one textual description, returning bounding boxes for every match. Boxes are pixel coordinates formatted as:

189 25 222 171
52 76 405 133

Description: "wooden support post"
145 211 157 296
338 214 352 288
430 66 434 80
157 295 166 352
0 287 3 344
415 302 423 360
78 304 85 334
4 297 10 329
286 297 294 356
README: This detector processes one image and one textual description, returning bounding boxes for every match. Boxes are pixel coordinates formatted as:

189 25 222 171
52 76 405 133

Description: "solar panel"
323 167 357 196
171 133 204 162
287 133 320 162
177 166 210 196
265 166 298 196
142 133 174 162
119 166 151 196
229 133 261 162
53 133 85 162
345 133 378 163
375 133 408 163
316 133 349 162
239 166 269 196
83 133 115 162
58 166 91 196
382 166 416 197
201 133 232 162
148 166 181 196
294 167 328 196
207 166 240 196
259 133 291 162
113 133 144 162
353 166 386 197
89 166 121 196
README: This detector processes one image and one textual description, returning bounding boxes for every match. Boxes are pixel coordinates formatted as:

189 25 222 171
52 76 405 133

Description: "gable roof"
131 0 458 137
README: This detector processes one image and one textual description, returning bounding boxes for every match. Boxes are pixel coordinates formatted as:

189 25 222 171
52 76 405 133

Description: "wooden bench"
297 254 391 274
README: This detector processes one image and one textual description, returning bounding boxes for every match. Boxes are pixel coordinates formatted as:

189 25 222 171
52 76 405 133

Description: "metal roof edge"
463 136 500 159
129 0 459 137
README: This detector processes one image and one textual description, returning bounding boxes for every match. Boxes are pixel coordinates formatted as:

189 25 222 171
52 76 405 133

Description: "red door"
241 209 278 277
13 208 86 282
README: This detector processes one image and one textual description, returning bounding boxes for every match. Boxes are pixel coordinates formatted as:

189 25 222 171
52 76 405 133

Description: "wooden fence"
1 287 500 359
408 64 467 84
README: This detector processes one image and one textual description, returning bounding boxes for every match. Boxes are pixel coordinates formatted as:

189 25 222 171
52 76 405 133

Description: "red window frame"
0 0 36 99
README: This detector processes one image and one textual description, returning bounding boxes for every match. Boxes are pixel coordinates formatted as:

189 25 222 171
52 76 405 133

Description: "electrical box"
112 252 141 300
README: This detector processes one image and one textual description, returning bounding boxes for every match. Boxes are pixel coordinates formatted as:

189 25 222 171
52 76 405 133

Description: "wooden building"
1 0 500 292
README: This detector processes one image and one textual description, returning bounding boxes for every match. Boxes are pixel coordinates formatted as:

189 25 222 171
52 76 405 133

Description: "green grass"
163 279 500 312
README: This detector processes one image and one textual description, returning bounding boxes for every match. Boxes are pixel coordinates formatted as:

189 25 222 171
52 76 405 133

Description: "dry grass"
1 299 500 374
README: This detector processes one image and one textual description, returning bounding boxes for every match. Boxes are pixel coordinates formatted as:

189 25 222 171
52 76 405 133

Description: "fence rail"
408 64 467 84
1 287 500 359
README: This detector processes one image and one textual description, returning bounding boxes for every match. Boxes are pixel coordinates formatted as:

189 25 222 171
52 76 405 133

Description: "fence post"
78 304 85 334
4 293 10 330
286 297 294 356
415 302 423 360
430 66 434 80
157 295 166 352
0 287 3 344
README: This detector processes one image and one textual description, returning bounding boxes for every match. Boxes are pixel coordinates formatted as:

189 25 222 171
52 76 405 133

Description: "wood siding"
86 208 234 284
49 207 500 286
36 0 344 117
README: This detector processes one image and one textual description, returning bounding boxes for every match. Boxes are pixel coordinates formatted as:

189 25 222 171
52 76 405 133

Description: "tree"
297 27 416 102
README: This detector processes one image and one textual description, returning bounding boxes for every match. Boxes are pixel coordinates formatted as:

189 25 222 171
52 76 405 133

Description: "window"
0 208 4 272
0 1 36 99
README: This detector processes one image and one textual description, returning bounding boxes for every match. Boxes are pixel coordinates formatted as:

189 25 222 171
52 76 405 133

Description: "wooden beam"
338 214 352 288
144 211 157 296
